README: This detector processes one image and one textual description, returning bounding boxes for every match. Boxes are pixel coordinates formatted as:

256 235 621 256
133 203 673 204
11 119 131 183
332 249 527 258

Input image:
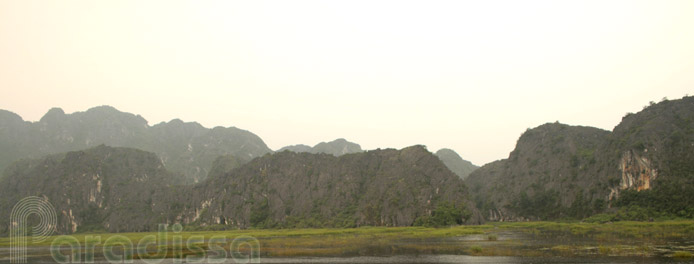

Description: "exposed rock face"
280 143 480 181
0 106 272 184
181 145 482 228
609 150 659 200
467 96 694 221
467 123 611 221
0 146 180 234
435 148 479 180
0 145 482 234
278 138 363 156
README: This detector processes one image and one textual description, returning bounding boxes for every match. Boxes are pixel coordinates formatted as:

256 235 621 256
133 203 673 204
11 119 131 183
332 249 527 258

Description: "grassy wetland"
2 220 694 262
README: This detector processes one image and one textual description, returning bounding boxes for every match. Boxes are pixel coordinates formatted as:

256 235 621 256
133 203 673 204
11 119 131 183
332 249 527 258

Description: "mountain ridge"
278 138 363 156
435 148 479 180
0 106 273 183
467 96 694 221
0 144 482 234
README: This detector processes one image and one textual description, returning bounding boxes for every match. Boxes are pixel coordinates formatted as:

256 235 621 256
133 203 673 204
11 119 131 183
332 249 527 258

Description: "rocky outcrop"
0 146 181 234
468 96 694 221
182 145 482 228
0 145 482 234
609 150 658 200
466 122 611 221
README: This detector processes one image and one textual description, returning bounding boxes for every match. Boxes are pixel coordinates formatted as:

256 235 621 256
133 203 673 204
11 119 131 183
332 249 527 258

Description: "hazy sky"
1 1 692 165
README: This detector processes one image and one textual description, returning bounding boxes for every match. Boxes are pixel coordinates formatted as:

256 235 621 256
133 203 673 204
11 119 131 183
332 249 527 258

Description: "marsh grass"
494 220 694 243
469 245 483 254
672 251 693 258
1 220 693 259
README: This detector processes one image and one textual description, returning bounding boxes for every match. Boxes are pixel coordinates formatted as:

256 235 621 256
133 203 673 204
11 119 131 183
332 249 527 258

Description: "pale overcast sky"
1 1 692 165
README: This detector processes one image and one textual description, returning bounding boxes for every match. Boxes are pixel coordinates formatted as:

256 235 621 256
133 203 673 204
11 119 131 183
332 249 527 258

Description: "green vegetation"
0 144 474 234
614 177 694 219
673 251 693 258
469 245 483 254
413 202 472 227
3 98 694 261
509 187 561 219
583 213 616 223
250 198 270 228
496 220 694 241
469 96 694 222
2 220 693 260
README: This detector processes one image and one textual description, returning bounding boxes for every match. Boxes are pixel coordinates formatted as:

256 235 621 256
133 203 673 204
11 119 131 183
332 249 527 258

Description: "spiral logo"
10 196 57 263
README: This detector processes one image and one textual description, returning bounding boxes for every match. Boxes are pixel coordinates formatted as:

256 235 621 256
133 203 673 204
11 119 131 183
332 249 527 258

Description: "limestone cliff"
179 145 483 228
0 145 482 234
468 96 694 221
609 150 658 200
467 123 611 221
0 146 181 234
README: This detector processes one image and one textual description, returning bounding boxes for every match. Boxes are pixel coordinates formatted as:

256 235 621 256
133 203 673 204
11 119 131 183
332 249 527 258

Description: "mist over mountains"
0 106 476 184
0 105 480 233
0 96 692 233
0 106 271 184
277 140 479 180
279 138 363 157
434 149 479 180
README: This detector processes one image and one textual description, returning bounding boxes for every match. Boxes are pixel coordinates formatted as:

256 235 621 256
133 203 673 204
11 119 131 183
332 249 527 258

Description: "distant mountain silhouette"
0 106 272 183
278 138 363 156
2 96 692 230
435 149 478 180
